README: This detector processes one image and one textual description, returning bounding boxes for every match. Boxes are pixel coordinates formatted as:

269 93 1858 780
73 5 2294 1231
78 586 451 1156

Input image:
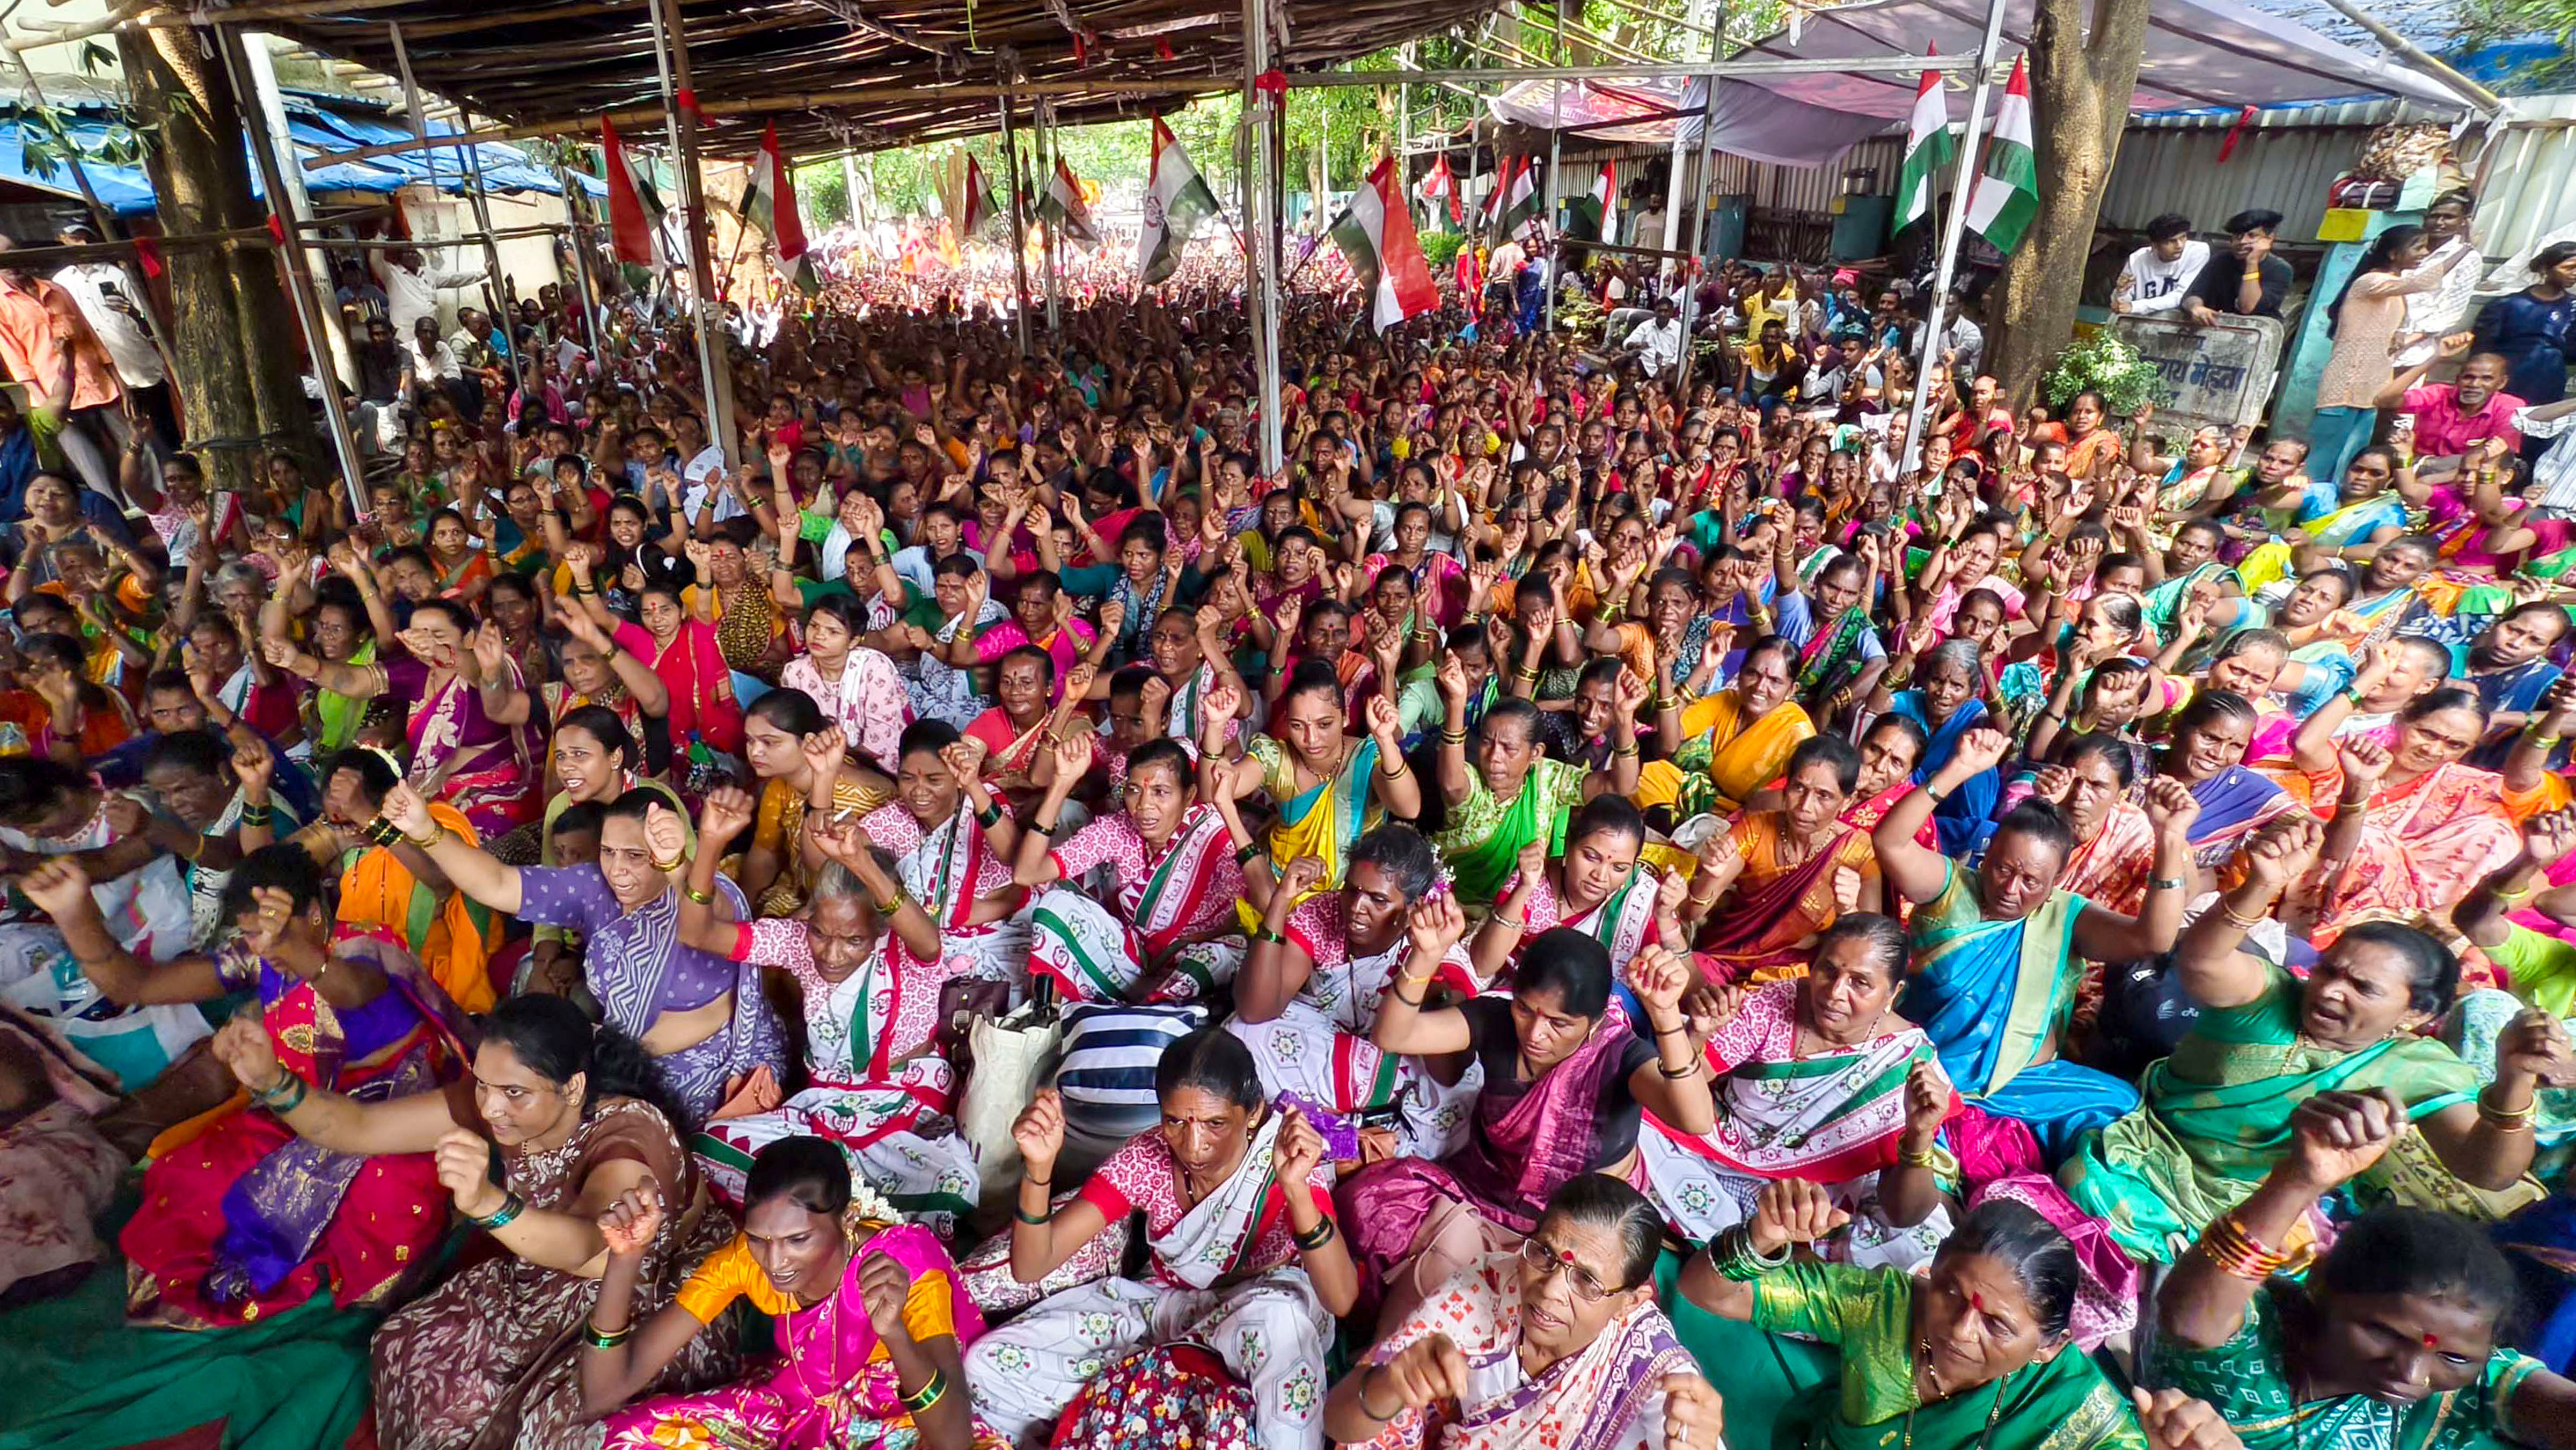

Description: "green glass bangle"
582 1318 634 1350
900 1368 948 1414
472 1191 528 1232
1013 1204 1051 1226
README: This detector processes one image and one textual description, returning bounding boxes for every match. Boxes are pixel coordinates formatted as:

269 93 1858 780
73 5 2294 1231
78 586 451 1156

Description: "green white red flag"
1964 55 2039 255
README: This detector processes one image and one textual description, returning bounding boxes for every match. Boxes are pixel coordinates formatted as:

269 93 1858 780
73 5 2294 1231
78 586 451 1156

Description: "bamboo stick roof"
256 0 1504 157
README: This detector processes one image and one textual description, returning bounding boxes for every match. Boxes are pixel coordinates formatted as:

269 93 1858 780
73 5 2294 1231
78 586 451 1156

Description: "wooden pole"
556 164 603 353
214 27 370 523
391 20 524 400
997 80 1032 355
1672 3 1725 396
646 0 737 465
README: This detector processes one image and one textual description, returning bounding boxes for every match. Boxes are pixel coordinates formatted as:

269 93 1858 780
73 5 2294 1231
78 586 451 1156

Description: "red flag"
601 116 657 267
752 122 808 264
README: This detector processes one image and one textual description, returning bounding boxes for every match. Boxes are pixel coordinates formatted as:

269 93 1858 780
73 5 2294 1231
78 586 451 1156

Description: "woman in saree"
852 719 1028 986
209 992 735 1450
1344 909 1715 1332
1470 795 1686 997
385 779 785 1130
674 788 981 1235
423 509 493 604
1322 1175 1724 1450
965 1030 1356 1449
1789 549 1890 728
1688 735 1884 984
1874 727 2196 1154
569 556 744 766
2151 689 2297 873
1675 1190 2152 1450
261 598 543 839
1368 500 1470 629
1016 735 1260 1004
580 1136 1004 1450
2150 1092 2576 1450
541 604 670 789
740 690 895 920
2059 390 2127 483
779 593 913 775
1232 825 1483 1160
2291 687 2520 950
2458 601 2571 766
16 848 466 1329
686 530 792 686
2031 737 2159 916
1833 712 1938 847
1640 913 1956 1270
1202 660 1422 903
1871 638 2002 856
1431 658 1637 913
1640 633 1816 821
267 577 382 763
2060 814 2555 1264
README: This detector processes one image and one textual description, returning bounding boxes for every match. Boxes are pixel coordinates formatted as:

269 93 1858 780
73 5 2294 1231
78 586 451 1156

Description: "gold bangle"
649 850 688 874
403 824 444 850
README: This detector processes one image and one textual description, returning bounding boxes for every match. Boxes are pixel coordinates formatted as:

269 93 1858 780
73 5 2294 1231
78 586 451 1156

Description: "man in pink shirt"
2374 345 2523 468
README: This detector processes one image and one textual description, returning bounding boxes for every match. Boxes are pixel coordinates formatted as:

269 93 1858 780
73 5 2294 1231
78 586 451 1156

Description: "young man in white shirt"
2396 189 2480 368
1620 298 1687 380
2112 213 2208 316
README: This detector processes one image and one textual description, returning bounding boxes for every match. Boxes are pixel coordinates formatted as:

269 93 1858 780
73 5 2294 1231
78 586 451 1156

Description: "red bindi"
1970 1291 1987 1313
2423 1332 2441 1349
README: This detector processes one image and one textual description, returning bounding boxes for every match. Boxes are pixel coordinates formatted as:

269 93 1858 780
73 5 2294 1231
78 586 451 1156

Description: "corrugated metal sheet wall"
2469 93 2576 266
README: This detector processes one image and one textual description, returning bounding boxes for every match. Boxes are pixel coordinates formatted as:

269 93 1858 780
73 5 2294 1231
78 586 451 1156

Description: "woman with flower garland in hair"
580 1136 1005 1450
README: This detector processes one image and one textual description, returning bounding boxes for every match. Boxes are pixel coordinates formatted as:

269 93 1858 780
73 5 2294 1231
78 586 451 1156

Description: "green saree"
1431 755 1589 911
1747 1261 2146 1450
2059 966 2479 1263
2151 1289 2546 1450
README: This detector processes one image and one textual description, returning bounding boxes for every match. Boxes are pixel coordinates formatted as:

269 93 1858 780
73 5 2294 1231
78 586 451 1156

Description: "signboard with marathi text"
2109 313 2286 438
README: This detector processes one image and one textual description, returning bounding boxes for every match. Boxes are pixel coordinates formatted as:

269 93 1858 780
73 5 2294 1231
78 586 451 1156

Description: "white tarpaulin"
1484 0 2473 169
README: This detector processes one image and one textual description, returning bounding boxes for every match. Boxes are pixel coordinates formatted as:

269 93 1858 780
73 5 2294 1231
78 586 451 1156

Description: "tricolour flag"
1421 154 1461 228
1035 154 1100 246
1330 155 1440 333
1138 116 1221 286
599 115 667 267
1964 55 2039 256
738 122 816 292
1492 154 1541 239
1566 158 1618 243
1893 52 1957 234
957 154 1000 241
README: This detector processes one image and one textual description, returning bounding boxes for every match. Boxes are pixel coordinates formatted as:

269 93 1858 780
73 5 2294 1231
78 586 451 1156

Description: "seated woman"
2150 1091 2576 1448
1687 735 1884 984
1872 727 2194 1156
1640 913 1955 1269
209 992 733 1450
2032 736 2158 915
2149 688 2294 875
17 849 468 1329
1429 670 1637 915
740 691 895 920
2061 815 2554 1264
1201 662 1421 902
778 594 912 776
2292 687 2520 956
519 707 685 992
963 1030 1355 1449
1018 735 1261 1004
268 747 497 1014
1233 825 1482 1158
1469 795 1684 995
1639 634 1816 821
856 720 1027 988
384 779 784 1129
1677 1186 2151 1450
1832 712 1936 846
260 598 544 839
580 1136 1003 1450
1322 1175 1723 1450
1871 638 2003 856
1343 917 1715 1332
674 789 981 1236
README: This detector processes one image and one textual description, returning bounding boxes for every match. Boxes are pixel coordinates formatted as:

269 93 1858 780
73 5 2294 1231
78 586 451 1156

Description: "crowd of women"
6 224 2576 1450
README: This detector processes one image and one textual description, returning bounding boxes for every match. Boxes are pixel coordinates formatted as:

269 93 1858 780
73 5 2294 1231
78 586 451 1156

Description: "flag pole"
1900 0 2009 472
1040 100 1062 335
1544 0 1565 337
1245 0 1283 477
1672 5 1725 398
646 0 738 467
997 62 1034 357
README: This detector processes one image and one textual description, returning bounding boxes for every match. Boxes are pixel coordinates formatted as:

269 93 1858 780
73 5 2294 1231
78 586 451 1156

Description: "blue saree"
1899 864 2140 1160
1889 693 1999 857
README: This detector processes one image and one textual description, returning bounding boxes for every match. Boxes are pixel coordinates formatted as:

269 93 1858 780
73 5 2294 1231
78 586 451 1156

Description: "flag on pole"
599 115 667 267
1330 155 1440 333
1138 116 1221 286
739 122 816 292
1455 241 1482 298
1566 158 1618 243
958 154 1000 241
1421 154 1461 228
1492 154 1541 239
1893 52 1957 234
1964 55 2040 255
1035 155 1100 245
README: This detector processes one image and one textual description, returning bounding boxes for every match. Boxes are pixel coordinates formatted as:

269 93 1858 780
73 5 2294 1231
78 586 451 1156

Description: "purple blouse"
515 865 748 1033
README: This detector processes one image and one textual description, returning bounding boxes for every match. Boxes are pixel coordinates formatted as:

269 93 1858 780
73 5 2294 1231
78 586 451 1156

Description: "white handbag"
958 1001 1063 1207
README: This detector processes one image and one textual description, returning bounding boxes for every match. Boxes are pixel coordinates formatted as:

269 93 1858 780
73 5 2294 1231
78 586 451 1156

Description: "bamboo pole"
647 0 738 464
997 81 1031 355
1899 0 2008 470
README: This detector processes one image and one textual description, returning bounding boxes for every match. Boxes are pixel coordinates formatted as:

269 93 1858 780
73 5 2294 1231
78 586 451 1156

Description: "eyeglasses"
1517 1237 1626 1305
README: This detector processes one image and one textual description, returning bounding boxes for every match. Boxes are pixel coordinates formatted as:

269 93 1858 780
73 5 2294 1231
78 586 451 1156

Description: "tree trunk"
1984 0 2151 409
119 25 317 499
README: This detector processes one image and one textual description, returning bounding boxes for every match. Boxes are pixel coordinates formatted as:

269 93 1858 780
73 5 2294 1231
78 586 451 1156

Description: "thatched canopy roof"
260 0 1502 157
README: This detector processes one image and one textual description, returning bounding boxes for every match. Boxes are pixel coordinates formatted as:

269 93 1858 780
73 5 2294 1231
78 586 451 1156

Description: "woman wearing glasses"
1322 1175 1724 1450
